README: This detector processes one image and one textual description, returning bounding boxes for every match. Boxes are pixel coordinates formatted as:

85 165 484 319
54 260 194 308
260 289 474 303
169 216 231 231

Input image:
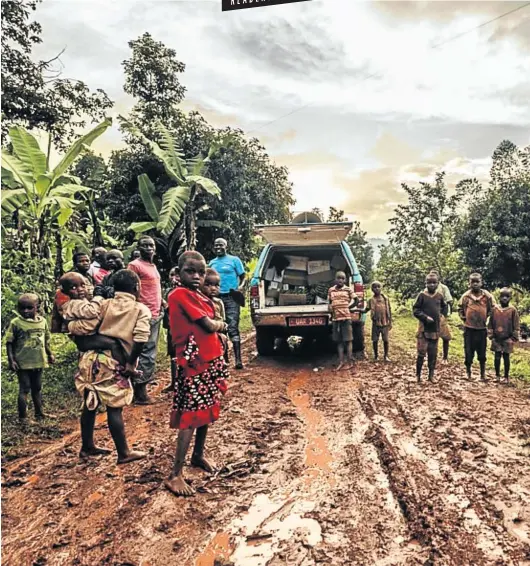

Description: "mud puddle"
195 369 334 566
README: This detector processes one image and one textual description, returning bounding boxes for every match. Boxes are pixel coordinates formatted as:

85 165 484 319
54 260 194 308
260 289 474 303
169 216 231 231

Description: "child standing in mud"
488 288 520 382
458 273 495 381
413 273 447 382
365 281 392 362
6 294 55 421
166 252 230 497
201 268 230 363
328 271 358 371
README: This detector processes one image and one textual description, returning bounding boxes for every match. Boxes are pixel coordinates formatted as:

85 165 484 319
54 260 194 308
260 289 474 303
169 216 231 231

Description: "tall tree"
123 32 186 131
105 33 294 264
377 173 468 299
457 141 530 289
1 0 113 149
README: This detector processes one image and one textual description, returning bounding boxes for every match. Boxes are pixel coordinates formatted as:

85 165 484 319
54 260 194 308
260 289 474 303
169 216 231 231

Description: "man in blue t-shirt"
209 238 246 369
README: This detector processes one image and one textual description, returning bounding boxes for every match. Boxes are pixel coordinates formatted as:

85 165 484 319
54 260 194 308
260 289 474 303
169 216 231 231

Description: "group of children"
7 247 231 497
327 270 521 383
6 249 521 496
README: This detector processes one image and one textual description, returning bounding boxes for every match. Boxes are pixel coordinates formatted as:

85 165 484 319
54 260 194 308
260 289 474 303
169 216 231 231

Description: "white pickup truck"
249 213 366 355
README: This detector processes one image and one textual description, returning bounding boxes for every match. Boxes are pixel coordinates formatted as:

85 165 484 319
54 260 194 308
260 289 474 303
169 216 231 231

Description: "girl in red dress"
165 251 229 496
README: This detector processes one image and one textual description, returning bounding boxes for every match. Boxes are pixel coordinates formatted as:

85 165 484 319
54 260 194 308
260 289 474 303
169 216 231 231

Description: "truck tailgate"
255 305 329 315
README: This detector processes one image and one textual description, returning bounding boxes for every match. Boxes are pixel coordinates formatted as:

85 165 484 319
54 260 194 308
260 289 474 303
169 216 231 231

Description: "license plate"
288 316 327 327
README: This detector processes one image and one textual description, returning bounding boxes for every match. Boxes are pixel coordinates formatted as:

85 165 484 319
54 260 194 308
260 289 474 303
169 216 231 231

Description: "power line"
247 2 530 134
430 1 530 48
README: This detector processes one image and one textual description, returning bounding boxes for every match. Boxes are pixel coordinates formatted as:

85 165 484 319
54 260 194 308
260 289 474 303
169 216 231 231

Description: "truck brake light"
250 285 259 297
354 283 364 297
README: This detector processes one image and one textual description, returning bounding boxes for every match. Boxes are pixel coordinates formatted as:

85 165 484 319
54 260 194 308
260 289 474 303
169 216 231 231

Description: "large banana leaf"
118 116 185 184
187 175 222 198
48 184 93 198
129 221 157 233
157 186 191 237
51 117 112 184
155 122 188 181
1 189 27 215
138 174 161 222
9 127 47 179
36 174 52 197
187 155 205 176
57 207 74 227
1 153 34 195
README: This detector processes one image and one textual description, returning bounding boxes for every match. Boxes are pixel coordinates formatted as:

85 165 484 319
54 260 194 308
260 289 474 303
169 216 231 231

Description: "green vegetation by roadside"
383 302 530 383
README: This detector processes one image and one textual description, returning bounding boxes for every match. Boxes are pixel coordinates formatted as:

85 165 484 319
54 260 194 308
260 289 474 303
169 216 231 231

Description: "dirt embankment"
2 343 530 566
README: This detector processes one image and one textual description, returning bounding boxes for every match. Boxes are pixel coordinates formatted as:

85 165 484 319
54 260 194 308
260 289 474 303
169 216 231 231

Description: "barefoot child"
413 273 447 382
166 252 230 496
65 270 151 464
328 271 358 371
201 268 230 363
488 288 520 382
365 281 392 362
429 269 453 363
6 294 55 421
458 273 495 381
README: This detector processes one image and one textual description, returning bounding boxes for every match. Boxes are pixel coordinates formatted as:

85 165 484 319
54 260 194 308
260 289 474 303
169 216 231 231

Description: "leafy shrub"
1 249 55 335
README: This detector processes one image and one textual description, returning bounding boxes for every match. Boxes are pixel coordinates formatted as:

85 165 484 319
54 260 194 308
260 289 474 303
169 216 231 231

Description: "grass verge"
1 313 251 460
386 305 530 381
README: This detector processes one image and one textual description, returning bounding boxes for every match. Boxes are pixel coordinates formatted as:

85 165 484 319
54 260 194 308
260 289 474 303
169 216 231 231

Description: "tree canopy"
456 141 530 290
1 0 113 149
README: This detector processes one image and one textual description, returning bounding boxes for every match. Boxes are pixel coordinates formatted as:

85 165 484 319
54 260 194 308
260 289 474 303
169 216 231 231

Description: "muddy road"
2 341 530 566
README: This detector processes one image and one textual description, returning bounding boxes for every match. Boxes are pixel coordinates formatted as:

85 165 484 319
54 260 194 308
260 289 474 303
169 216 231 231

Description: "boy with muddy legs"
458 273 495 381
66 270 150 464
428 269 453 364
488 288 520 383
328 271 357 372
6 294 55 421
365 281 392 362
413 273 447 383
166 252 230 496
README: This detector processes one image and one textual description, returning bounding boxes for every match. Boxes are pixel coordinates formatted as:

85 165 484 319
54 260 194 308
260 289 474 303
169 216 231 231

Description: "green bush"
1 249 55 336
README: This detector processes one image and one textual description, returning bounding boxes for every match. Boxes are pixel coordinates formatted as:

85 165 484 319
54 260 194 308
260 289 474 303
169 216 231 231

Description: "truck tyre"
256 328 275 356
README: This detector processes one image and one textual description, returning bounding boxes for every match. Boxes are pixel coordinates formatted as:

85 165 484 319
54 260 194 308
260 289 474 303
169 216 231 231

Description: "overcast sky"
33 0 530 237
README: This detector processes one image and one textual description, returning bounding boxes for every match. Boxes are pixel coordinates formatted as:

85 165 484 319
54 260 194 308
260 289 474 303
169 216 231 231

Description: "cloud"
371 1 530 51
24 0 530 239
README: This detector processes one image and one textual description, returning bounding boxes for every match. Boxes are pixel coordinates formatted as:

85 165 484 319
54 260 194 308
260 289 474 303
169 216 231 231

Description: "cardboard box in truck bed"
285 255 308 271
283 269 308 286
264 267 284 282
307 260 331 275
307 269 335 285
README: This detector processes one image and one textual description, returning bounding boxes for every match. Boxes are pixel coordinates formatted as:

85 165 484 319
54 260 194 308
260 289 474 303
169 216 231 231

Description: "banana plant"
1 118 112 258
118 116 229 253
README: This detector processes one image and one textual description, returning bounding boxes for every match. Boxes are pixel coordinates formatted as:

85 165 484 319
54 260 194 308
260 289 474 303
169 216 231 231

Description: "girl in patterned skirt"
165 251 230 496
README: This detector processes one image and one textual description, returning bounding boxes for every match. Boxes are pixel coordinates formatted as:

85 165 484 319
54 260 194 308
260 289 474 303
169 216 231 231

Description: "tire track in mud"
2 348 530 566
355 362 530 566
